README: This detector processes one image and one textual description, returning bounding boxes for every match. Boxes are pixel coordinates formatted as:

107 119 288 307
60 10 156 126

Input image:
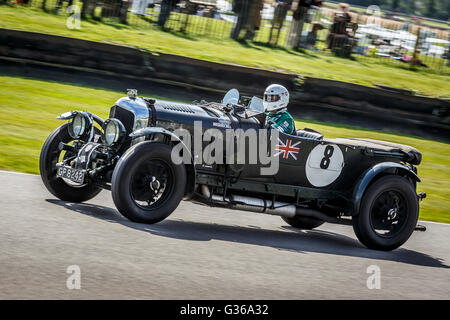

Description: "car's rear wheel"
111 142 186 224
282 216 325 230
353 175 419 251
39 123 102 202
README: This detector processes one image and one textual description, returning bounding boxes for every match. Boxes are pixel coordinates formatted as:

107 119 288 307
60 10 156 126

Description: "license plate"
56 165 85 184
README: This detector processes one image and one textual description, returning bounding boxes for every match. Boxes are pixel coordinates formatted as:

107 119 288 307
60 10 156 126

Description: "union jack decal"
275 138 301 160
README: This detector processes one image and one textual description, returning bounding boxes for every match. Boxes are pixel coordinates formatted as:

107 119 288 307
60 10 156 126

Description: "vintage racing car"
40 89 426 251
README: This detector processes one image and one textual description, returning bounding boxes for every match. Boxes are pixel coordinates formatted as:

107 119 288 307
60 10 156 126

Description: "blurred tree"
408 0 417 15
426 0 436 18
371 0 381 6
56 0 74 12
391 0 399 11
81 0 98 18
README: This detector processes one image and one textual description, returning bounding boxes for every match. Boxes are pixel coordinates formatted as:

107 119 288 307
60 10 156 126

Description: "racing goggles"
264 94 281 102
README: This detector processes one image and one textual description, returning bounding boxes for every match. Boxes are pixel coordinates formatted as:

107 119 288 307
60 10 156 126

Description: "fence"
8 0 450 73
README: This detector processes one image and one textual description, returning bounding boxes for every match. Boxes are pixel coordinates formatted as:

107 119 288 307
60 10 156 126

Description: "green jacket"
266 110 295 135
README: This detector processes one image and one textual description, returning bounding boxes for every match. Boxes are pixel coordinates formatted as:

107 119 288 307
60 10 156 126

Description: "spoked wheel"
353 175 419 251
130 159 174 210
370 190 407 238
39 123 102 202
111 142 186 224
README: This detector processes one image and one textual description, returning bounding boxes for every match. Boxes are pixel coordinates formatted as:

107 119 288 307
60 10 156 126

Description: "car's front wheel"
353 175 419 251
39 124 102 202
111 142 186 224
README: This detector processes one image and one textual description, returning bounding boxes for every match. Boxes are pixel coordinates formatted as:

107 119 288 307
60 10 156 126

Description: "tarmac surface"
0 171 449 299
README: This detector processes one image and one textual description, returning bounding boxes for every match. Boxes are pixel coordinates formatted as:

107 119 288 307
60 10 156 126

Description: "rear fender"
352 162 420 216
129 127 196 196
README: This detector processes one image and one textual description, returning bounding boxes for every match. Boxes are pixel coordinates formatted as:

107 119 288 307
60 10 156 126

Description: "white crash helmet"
263 84 289 112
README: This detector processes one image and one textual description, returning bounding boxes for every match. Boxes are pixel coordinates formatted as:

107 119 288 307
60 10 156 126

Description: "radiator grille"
109 105 135 153
109 105 135 134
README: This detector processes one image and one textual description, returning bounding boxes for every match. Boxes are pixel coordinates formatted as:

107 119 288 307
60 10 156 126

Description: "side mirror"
222 89 240 105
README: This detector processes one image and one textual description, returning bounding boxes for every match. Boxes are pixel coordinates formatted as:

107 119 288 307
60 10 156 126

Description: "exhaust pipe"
201 185 294 217
200 185 341 223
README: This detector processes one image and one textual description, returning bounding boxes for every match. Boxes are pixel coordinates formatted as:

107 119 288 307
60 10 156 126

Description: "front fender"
129 127 196 196
57 111 104 126
130 127 183 143
352 162 420 216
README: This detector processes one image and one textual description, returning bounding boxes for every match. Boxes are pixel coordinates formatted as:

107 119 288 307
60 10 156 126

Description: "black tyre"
111 142 186 224
353 175 419 251
39 124 102 202
282 216 325 230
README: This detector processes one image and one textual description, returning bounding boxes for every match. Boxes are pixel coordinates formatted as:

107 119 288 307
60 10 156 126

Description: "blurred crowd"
8 0 449 65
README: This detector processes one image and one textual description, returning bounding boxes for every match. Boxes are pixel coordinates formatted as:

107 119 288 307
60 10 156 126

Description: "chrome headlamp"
102 118 126 147
68 112 92 139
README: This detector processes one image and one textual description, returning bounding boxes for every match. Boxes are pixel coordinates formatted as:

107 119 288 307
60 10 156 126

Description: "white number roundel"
306 144 344 187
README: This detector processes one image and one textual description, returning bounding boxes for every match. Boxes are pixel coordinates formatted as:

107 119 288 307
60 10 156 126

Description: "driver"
263 84 295 135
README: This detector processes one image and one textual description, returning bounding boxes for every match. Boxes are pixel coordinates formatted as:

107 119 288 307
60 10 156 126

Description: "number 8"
320 146 334 169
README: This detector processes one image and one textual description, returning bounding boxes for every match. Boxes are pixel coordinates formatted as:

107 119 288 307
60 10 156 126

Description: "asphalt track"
0 170 449 299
